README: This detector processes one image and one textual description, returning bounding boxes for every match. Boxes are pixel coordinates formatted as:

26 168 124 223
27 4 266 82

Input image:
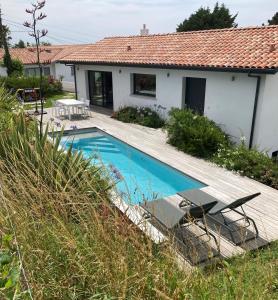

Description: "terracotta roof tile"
0 44 89 65
60 26 278 71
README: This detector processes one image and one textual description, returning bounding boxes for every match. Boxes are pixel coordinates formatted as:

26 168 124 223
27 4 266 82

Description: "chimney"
140 24 149 36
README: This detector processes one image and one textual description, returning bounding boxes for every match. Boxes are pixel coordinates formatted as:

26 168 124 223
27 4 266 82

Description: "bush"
166 108 230 159
0 86 19 132
0 75 62 96
112 105 165 128
213 143 278 190
0 114 110 196
10 59 24 77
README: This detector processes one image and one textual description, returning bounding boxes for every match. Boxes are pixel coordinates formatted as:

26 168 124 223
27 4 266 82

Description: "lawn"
23 91 75 110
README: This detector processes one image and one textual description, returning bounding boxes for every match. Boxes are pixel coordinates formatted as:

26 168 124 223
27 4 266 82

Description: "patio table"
56 99 85 120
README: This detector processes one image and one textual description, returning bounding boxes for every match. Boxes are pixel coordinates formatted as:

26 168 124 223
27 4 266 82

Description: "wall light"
231 76 236 81
119 69 122 74
167 73 170 77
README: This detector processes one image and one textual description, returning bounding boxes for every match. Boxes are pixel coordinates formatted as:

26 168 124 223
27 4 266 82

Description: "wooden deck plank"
41 108 278 260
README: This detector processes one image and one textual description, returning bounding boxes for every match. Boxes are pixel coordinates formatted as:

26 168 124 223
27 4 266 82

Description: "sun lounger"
178 189 261 245
140 198 219 263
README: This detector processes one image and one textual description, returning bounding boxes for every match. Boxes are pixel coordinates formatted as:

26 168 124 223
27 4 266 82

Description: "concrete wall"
253 73 278 154
54 63 75 92
55 63 74 82
0 66 7 76
75 64 260 145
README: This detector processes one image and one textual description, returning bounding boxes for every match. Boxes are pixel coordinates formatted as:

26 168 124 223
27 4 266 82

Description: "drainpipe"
248 73 261 149
73 65 78 100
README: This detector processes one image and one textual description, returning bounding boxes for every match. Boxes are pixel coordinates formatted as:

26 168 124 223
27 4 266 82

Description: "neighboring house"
0 45 87 91
60 25 278 154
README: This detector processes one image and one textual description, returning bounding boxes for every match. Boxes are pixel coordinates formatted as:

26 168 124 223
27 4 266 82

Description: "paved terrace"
40 107 278 262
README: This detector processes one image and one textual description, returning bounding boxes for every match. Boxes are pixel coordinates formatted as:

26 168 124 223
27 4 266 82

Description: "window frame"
133 73 156 98
43 67 51 76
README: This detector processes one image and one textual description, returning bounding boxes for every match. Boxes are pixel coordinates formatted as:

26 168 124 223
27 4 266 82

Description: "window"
25 67 40 77
133 73 156 97
43 67 51 76
184 77 206 115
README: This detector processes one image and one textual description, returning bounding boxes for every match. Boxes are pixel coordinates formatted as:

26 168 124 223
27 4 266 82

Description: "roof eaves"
58 60 278 74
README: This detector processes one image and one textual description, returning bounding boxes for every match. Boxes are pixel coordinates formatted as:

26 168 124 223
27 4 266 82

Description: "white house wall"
0 66 7 76
75 64 262 145
253 73 278 154
54 63 75 92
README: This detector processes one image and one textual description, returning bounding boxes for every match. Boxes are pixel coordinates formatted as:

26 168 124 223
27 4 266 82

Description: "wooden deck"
41 107 278 262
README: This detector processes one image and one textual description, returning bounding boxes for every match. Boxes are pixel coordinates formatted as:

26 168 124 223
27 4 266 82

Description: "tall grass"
0 88 277 298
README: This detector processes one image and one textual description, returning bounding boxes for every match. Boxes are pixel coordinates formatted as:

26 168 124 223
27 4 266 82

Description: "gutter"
248 73 261 149
59 60 278 75
65 63 78 99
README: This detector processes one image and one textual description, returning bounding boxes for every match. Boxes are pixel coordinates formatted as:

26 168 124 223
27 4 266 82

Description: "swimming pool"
60 129 205 205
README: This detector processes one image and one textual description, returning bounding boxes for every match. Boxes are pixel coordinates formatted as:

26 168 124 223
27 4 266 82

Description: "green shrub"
10 59 24 77
112 105 165 128
0 114 110 196
213 143 278 190
0 86 19 133
1 57 24 77
0 234 29 299
0 76 62 96
166 108 230 159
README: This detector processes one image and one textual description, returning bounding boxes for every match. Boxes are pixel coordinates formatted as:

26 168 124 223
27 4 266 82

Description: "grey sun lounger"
140 198 219 263
178 189 261 245
140 198 217 229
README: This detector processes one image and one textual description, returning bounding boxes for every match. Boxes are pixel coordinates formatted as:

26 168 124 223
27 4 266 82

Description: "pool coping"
54 126 207 187
48 127 170 245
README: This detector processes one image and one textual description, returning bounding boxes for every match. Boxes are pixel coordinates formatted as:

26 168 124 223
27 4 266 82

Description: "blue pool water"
60 129 205 205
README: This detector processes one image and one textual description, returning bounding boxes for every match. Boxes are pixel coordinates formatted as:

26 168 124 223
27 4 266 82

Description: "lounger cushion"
178 189 261 215
140 198 186 229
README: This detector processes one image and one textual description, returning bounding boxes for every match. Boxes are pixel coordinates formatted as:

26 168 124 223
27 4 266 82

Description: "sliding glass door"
88 71 113 108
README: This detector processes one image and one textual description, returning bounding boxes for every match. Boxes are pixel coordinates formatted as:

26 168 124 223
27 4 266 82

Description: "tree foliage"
0 25 11 47
268 12 278 25
41 41 51 46
177 2 237 32
13 39 26 48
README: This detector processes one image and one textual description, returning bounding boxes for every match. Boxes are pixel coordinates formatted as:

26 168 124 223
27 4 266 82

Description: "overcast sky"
1 0 277 45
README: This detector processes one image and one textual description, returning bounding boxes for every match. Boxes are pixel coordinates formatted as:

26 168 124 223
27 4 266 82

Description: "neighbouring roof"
0 44 89 65
60 26 278 73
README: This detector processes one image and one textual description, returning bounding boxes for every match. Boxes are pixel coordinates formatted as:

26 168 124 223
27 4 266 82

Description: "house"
0 44 87 91
60 26 278 154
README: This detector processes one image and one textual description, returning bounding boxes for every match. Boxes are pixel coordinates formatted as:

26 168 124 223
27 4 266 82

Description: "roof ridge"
103 25 278 40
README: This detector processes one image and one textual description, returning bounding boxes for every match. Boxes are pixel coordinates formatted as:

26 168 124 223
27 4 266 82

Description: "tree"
0 9 13 76
268 12 278 25
10 59 24 76
24 0 48 137
14 39 26 48
177 2 237 32
0 25 11 47
41 41 51 46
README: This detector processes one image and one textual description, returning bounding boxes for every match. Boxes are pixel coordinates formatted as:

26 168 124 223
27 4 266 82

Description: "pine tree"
177 2 237 32
268 12 278 25
0 9 13 76
14 40 26 48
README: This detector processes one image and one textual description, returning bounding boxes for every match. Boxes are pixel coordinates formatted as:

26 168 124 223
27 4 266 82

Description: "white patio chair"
83 99 91 117
54 102 67 118
76 98 85 116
